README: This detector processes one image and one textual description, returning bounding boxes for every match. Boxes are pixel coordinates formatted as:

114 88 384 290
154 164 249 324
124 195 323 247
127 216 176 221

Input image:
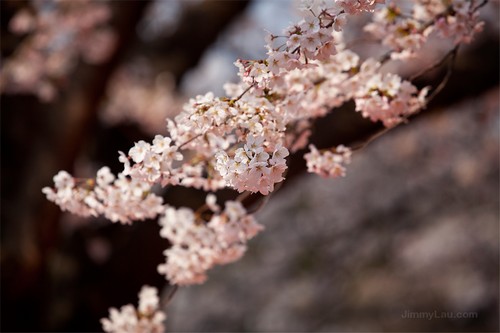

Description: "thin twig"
409 45 459 81
425 45 459 104
473 0 489 12
234 84 255 102
379 50 392 65
351 126 391 151
163 284 179 306
178 133 203 149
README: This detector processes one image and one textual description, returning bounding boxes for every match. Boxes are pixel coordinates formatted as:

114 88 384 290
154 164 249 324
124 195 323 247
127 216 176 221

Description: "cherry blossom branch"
352 46 459 152
38 1 490 331
350 45 459 154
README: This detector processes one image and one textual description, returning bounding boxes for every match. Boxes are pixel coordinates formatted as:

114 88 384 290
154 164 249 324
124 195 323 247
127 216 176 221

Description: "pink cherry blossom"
157 196 263 285
304 144 352 178
101 285 166 333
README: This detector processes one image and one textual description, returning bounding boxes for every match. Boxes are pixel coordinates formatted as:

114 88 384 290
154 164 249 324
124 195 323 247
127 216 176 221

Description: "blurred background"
1 0 499 332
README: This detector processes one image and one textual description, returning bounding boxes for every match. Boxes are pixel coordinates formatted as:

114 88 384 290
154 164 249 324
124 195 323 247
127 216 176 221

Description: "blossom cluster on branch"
305 144 352 178
365 0 484 59
158 195 263 285
42 168 164 224
101 286 166 333
40 0 488 331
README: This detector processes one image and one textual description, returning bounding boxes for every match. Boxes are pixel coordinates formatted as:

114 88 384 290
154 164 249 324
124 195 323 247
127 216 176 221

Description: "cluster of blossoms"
117 92 289 193
122 135 184 186
304 144 352 178
434 0 485 45
42 168 164 224
350 59 429 127
365 0 485 59
166 92 286 154
215 136 289 195
101 285 166 333
365 3 433 59
257 48 428 129
157 195 263 285
238 0 383 90
1 0 116 101
228 1 444 146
